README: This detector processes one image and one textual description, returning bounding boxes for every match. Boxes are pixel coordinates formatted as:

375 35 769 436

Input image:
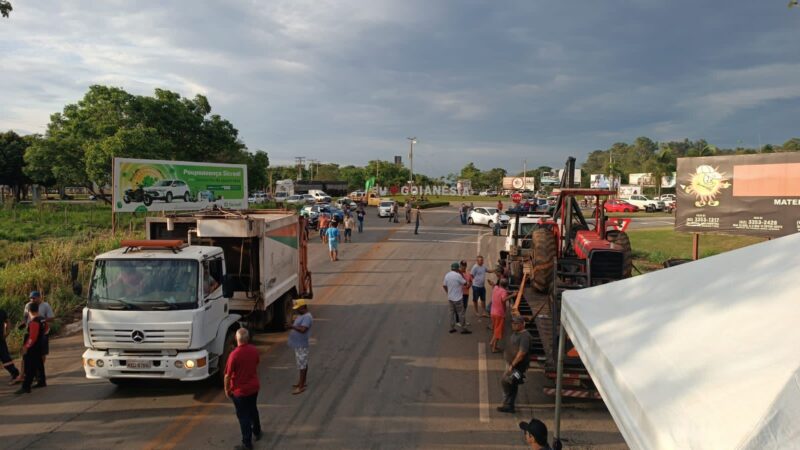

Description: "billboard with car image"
113 158 248 213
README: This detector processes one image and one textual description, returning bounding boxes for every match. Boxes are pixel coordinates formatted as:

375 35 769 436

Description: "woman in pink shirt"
490 279 515 353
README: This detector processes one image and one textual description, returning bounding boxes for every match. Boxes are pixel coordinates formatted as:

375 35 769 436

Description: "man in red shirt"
15 302 46 394
224 328 262 450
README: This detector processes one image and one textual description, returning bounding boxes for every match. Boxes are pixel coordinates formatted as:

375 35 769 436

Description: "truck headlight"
184 359 196 369
96 359 105 367
174 360 184 368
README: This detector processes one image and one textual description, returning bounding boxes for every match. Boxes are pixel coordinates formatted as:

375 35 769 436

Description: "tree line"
0 85 269 202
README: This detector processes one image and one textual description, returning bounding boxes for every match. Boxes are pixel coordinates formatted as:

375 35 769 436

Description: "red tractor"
507 157 632 399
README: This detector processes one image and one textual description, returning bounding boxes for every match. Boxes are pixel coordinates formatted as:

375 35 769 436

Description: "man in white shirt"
442 263 471 334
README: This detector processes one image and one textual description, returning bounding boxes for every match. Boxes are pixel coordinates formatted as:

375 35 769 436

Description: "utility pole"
523 159 527 190
407 137 417 192
295 156 306 181
308 159 319 180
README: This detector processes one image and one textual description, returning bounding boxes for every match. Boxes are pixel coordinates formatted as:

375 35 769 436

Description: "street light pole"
407 137 417 193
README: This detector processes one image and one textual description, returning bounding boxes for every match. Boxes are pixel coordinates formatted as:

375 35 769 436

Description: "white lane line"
388 238 477 244
476 231 490 255
478 342 490 423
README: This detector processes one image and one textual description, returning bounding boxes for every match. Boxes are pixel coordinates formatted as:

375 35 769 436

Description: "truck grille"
89 325 192 348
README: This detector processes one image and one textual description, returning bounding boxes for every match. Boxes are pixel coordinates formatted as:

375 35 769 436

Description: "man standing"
288 300 312 395
459 203 468 225
519 419 553 450
0 307 20 383
404 201 412 223
497 199 504 211
343 215 354 243
326 221 340 262
224 328 262 450
21 291 54 384
498 316 532 413
319 213 330 243
442 263 471 334
392 202 399 223
490 279 515 353
470 256 489 318
413 205 423 235
459 261 473 314
15 303 46 394
356 207 365 233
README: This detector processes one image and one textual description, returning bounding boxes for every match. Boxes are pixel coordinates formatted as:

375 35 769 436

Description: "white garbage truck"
79 208 313 385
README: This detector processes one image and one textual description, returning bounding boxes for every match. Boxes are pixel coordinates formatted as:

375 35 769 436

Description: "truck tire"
606 230 632 278
532 229 556 293
216 329 237 386
271 294 294 331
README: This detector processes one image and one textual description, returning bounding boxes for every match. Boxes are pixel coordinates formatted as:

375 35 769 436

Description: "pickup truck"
622 195 665 212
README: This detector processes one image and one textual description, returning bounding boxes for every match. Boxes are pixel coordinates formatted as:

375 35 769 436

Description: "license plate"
126 360 152 369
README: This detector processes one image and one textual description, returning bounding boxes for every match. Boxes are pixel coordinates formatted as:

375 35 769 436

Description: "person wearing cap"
16 291 54 385
519 418 553 450
443 262 471 334
15 302 47 394
288 299 313 394
224 328 262 450
498 315 532 413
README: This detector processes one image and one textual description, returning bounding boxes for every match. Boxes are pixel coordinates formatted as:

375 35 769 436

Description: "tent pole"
554 323 566 442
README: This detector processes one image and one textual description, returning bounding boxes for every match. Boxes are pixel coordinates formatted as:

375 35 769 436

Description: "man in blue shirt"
288 300 313 395
325 222 340 262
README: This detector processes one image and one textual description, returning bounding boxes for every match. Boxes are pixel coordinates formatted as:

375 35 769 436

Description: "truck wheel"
271 294 294 331
166 192 173 203
606 230 632 278
216 329 237 386
532 229 556 293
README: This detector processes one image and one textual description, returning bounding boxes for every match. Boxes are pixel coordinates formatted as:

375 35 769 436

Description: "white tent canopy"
562 233 800 450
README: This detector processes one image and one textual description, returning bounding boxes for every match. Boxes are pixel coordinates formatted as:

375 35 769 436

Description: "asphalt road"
0 206 626 450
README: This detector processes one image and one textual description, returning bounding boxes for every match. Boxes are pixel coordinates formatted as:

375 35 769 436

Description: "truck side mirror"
222 275 234 299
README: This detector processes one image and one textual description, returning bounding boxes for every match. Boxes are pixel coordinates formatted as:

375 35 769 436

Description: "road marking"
388 238 477 244
476 231 490 255
478 343 490 423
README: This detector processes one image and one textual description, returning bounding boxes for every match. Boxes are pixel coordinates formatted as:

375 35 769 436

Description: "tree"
247 150 269 192
782 138 800 152
24 85 249 202
0 1 11 18
459 162 482 187
0 131 33 201
481 168 507 190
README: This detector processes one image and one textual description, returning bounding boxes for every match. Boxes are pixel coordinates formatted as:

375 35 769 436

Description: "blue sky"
1 1 799 176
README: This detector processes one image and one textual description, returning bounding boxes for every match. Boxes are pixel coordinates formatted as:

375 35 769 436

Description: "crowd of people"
0 291 55 394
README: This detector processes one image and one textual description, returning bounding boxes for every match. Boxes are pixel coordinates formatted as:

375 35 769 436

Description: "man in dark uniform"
16 302 46 394
498 316 532 413
0 307 21 383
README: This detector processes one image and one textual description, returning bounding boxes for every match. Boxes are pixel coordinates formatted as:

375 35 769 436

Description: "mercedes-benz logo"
131 330 145 343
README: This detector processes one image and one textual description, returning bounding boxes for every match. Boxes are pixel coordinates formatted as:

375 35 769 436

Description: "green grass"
627 227 765 273
606 211 673 218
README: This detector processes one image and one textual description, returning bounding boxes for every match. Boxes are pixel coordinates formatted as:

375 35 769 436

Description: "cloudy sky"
1 1 799 176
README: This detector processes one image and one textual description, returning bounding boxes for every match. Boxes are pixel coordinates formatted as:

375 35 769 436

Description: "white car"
624 195 666 212
468 207 510 228
285 195 304 205
274 192 289 202
378 201 395 217
302 194 316 205
145 179 192 203
248 192 268 204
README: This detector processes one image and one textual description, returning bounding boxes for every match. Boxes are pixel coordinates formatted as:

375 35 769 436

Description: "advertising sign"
556 169 582 186
542 170 581 186
502 177 536 190
590 174 610 189
618 184 642 197
675 153 800 237
113 158 248 213
629 172 657 187
661 172 677 188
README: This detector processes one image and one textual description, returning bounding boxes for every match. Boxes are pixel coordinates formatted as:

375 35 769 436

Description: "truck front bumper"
82 349 212 381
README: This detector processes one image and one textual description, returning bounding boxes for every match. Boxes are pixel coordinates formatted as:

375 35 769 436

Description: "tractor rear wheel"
531 229 557 293
606 230 632 278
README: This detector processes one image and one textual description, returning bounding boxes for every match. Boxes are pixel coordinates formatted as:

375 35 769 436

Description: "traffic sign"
511 192 522 203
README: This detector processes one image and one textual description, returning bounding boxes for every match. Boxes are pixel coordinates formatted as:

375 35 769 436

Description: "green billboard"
113 158 248 213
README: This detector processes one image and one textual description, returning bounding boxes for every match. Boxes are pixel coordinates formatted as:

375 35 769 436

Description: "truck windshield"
89 259 199 311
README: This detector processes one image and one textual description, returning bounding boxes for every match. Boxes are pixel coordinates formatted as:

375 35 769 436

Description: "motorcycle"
123 186 154 206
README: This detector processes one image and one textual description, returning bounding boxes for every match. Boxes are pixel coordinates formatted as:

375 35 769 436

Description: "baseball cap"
450 262 460 270
29 291 41 299
519 418 548 446
292 299 308 310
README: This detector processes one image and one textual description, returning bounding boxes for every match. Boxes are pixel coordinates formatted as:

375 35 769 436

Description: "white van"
308 190 331 203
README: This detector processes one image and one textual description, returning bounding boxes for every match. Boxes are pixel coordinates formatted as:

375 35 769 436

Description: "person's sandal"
292 386 306 395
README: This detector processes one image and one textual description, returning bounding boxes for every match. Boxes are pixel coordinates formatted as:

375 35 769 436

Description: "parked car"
487 190 498 197
660 194 676 210
604 199 640 213
468 207 510 228
378 201 395 218
248 192 269 204
145 179 192 203
302 194 316 205
349 191 365 200
623 195 665 212
274 192 289 202
285 194 304 205
336 197 357 211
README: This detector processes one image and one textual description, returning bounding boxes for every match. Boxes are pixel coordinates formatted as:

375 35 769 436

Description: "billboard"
661 172 677 188
502 177 536 190
113 158 248 213
675 153 800 237
590 174 610 189
542 170 581 186
629 172 656 187
556 169 582 186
